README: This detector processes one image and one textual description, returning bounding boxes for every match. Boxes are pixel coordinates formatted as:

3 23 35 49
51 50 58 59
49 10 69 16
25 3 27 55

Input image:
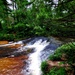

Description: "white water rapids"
24 39 50 75
0 37 62 75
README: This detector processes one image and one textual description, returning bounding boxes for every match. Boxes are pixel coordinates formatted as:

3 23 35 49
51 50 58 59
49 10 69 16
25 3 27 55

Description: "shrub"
48 54 61 61
41 61 49 74
49 42 75 64
47 67 67 75
0 33 15 41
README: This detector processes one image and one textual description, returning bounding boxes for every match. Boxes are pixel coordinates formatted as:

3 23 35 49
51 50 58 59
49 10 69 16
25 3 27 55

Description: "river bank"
0 36 75 75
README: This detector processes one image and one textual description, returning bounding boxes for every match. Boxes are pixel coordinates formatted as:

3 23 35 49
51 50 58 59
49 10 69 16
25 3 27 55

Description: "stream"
0 37 63 75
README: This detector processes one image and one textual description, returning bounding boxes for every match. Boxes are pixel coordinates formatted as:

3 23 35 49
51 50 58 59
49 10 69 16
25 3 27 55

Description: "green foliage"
0 0 75 40
46 67 67 75
49 42 75 64
0 33 15 41
48 54 61 61
41 61 49 74
41 42 75 75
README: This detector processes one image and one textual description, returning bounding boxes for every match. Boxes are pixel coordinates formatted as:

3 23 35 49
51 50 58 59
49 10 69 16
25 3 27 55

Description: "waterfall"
24 39 50 75
22 37 62 75
0 37 62 75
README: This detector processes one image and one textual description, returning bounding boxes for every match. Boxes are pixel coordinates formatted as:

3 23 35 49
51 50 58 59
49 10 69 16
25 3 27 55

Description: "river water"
21 37 62 75
0 37 62 75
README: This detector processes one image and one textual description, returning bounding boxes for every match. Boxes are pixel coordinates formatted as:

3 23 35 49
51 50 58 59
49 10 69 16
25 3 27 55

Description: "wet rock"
47 60 75 75
8 44 22 48
0 55 28 75
0 47 17 57
0 41 8 45
47 60 70 67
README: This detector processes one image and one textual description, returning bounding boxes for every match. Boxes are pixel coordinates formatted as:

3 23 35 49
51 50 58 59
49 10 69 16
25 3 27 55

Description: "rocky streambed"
0 41 28 75
0 37 75 75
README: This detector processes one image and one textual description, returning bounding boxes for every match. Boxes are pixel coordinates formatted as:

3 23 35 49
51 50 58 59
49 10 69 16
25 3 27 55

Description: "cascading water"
0 37 62 75
21 37 62 75
24 39 50 75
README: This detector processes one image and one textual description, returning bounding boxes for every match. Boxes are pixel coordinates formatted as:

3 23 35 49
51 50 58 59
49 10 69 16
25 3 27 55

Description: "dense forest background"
0 0 75 40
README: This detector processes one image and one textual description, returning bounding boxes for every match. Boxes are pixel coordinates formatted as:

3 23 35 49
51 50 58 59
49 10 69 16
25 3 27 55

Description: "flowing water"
0 37 62 75
21 37 62 75
23 39 50 75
